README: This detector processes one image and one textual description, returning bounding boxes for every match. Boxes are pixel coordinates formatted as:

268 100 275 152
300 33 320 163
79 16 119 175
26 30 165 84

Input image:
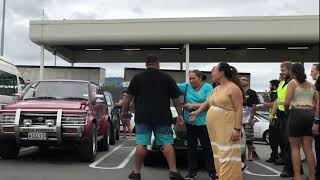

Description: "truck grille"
61 114 86 126
0 113 15 124
20 112 57 126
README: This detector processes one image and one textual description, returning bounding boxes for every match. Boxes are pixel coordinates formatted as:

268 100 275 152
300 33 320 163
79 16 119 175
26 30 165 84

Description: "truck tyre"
0 140 20 159
98 125 109 151
109 122 116 145
79 123 97 162
115 119 120 140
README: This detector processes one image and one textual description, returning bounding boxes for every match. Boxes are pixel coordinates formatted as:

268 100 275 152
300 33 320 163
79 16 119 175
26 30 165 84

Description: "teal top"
177 82 213 126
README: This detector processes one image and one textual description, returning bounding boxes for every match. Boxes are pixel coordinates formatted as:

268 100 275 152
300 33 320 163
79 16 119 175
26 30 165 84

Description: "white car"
0 56 26 107
254 112 270 144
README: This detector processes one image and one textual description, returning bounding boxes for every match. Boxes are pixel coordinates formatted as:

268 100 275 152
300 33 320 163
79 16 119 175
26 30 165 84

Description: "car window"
22 81 89 100
105 94 113 106
0 70 18 96
90 84 98 100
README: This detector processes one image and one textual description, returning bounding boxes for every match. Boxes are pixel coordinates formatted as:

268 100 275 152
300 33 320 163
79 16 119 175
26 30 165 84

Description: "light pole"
0 0 6 56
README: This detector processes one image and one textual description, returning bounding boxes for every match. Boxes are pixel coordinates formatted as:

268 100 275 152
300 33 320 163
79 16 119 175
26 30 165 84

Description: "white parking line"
245 170 280 177
89 143 124 168
90 146 136 170
19 147 38 154
244 161 281 177
253 161 281 175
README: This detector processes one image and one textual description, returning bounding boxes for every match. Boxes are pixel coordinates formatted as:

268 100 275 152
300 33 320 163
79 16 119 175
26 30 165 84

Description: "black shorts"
288 109 314 137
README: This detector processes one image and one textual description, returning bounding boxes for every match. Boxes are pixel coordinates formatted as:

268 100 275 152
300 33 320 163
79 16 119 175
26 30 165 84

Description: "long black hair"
291 63 306 83
217 62 244 97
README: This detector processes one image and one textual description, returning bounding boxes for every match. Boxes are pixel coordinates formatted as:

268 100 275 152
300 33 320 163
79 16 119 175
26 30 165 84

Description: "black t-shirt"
127 68 180 124
243 89 259 107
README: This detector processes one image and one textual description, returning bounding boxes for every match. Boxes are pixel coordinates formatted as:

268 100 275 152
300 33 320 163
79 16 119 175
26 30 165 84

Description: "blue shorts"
135 123 174 145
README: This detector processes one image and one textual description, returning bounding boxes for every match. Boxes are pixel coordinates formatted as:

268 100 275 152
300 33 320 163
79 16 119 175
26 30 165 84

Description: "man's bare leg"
162 144 178 172
134 145 147 173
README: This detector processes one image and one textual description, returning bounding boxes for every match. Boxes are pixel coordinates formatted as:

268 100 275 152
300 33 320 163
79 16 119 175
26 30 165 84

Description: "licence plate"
27 132 47 140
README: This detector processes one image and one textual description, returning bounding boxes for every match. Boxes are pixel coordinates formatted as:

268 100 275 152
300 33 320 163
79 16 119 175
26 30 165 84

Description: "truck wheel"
109 123 116 145
0 140 20 159
115 119 120 140
79 123 97 162
98 126 109 151
263 130 270 144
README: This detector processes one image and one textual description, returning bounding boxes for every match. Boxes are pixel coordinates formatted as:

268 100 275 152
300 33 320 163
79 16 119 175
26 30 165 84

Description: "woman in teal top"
177 70 217 180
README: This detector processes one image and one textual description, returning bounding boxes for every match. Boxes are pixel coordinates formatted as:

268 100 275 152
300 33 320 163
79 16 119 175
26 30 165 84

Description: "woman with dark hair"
285 63 319 180
177 70 217 180
191 62 244 180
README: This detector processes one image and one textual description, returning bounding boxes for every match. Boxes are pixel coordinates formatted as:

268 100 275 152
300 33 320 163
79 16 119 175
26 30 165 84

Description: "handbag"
174 84 188 138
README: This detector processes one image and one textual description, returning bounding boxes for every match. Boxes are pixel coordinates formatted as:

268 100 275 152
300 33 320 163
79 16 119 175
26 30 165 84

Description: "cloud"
1 0 319 91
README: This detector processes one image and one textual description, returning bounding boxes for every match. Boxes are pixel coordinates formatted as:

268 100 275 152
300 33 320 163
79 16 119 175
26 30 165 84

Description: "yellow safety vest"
277 80 288 111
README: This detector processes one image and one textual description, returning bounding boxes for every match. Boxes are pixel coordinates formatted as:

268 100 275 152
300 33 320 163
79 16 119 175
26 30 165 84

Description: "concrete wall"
17 66 106 85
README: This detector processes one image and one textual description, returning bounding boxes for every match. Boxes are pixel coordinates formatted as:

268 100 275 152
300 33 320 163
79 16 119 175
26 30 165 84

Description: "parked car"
144 107 247 165
0 80 110 162
0 56 26 107
254 112 270 144
105 91 120 145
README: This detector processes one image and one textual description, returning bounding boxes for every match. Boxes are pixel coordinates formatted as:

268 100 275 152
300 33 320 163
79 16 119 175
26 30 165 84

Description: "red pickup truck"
0 80 110 162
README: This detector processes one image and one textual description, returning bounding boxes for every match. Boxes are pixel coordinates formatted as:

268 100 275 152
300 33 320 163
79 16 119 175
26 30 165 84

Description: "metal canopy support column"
40 44 44 80
39 9 45 80
53 50 57 66
185 43 190 82
0 0 6 56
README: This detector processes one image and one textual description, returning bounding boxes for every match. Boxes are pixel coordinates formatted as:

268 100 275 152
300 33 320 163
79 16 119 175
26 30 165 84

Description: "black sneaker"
185 172 197 180
274 158 285 165
209 173 218 180
280 169 293 178
128 171 141 180
266 157 277 163
169 171 185 180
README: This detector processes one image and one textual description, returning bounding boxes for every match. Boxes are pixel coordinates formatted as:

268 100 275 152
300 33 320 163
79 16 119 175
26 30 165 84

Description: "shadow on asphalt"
0 147 85 165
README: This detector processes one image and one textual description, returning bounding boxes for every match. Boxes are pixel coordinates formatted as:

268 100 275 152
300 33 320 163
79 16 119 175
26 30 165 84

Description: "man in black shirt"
122 56 185 180
264 79 284 163
240 76 259 161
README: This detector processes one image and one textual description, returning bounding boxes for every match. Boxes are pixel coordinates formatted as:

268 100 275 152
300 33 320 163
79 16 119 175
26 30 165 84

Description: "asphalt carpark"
0 137 312 180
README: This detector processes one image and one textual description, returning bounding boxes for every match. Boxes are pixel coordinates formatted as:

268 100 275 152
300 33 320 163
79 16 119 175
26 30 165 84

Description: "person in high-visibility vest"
310 63 320 179
270 61 303 178
264 79 283 163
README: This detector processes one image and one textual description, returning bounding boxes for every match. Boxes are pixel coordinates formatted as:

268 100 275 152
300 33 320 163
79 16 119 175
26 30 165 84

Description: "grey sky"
2 0 319 91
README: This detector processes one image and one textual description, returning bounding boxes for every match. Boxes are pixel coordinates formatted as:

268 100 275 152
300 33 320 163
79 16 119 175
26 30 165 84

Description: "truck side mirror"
13 93 22 101
94 94 104 103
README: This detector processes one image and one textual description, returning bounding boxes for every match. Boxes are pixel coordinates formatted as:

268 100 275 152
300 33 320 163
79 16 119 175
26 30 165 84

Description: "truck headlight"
45 119 54 127
23 119 32 127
